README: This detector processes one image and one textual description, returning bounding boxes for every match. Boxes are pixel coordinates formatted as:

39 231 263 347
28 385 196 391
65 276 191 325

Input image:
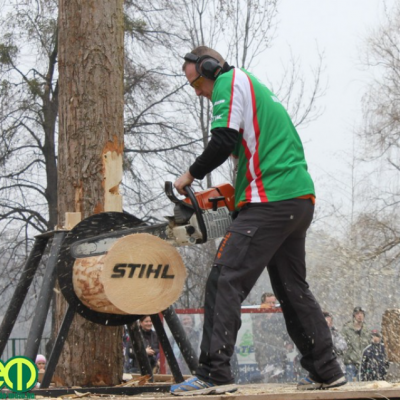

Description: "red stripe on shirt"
242 137 253 202
245 73 268 202
227 69 236 128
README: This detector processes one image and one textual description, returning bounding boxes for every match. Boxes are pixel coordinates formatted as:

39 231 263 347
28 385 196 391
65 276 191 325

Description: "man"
171 46 346 395
341 307 371 382
360 330 388 381
260 292 278 310
254 293 288 382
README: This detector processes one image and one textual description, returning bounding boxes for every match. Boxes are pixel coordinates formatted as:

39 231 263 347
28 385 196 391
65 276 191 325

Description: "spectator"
323 311 347 373
35 354 46 372
171 314 201 375
253 292 288 382
260 292 278 311
125 316 160 374
123 329 135 373
283 340 300 382
341 307 370 382
360 330 389 381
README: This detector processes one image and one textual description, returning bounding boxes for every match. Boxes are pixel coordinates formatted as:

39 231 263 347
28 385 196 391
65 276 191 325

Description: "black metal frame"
0 225 199 396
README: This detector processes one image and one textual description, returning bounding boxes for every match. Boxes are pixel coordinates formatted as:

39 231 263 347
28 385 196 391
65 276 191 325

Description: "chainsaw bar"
70 222 169 258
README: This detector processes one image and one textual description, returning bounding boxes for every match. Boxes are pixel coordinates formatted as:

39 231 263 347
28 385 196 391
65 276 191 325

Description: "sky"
261 0 393 205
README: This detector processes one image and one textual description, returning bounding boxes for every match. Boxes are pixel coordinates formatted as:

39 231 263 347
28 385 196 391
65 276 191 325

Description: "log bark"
382 308 400 363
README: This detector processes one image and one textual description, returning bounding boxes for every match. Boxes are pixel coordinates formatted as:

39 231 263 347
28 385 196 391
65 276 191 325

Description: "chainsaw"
56 182 235 324
69 182 235 258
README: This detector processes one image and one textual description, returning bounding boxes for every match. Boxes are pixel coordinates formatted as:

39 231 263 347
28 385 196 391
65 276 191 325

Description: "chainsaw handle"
164 181 208 243
164 181 181 204
184 185 208 243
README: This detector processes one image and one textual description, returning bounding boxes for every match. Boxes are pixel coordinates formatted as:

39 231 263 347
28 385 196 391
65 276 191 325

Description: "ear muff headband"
184 53 222 81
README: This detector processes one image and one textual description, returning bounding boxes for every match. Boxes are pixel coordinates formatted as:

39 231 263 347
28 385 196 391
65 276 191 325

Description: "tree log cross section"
73 233 187 315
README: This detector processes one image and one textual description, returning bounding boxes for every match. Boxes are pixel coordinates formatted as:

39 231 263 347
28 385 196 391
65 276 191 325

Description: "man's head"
260 292 276 309
371 329 381 344
182 46 225 100
181 314 194 330
353 306 365 323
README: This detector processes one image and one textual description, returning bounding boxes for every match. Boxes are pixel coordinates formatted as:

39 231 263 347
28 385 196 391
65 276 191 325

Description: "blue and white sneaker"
170 376 237 396
322 376 347 389
297 376 323 390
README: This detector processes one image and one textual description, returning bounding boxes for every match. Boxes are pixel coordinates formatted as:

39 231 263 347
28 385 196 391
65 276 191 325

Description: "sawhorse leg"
126 321 154 381
162 307 199 374
151 313 184 383
24 232 67 361
0 237 49 358
40 305 75 389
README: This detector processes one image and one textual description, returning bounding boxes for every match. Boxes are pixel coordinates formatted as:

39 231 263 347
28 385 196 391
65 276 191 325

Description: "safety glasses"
190 74 204 89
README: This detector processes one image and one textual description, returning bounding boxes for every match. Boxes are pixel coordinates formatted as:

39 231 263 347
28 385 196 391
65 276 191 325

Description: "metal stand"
24 232 67 361
126 321 154 380
0 236 49 357
0 228 197 395
151 313 184 383
162 307 199 374
40 305 75 388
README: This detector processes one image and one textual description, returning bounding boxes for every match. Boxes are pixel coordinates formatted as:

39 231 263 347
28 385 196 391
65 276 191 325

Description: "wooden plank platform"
30 381 400 399
137 382 400 400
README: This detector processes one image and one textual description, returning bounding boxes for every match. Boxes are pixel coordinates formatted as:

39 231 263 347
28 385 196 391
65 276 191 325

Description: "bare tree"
355 1 400 263
0 0 58 234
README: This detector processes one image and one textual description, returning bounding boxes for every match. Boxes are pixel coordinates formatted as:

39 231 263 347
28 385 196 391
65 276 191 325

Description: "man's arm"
174 127 238 194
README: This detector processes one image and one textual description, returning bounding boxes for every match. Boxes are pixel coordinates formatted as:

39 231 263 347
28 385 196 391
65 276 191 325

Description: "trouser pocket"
214 225 258 269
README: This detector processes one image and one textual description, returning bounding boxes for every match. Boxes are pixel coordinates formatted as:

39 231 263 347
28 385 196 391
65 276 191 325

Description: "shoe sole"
297 384 323 390
171 384 238 396
322 378 347 390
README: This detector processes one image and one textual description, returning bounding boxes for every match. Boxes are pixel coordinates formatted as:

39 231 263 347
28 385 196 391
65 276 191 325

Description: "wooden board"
139 382 400 400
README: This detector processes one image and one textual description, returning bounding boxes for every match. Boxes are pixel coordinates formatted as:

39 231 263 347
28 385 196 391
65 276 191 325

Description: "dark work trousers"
196 199 344 385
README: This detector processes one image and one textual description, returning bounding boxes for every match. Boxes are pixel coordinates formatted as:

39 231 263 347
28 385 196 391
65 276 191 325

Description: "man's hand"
174 171 195 195
146 346 155 356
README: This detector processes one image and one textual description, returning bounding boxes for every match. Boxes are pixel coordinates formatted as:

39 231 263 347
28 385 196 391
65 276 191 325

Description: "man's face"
185 63 214 100
262 296 277 310
354 311 365 323
372 335 381 344
182 314 193 328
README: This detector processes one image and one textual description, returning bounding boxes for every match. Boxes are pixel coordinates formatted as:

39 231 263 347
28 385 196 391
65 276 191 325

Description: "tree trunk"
56 0 124 386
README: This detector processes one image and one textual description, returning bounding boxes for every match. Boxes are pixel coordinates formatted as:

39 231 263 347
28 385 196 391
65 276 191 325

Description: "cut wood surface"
73 233 187 315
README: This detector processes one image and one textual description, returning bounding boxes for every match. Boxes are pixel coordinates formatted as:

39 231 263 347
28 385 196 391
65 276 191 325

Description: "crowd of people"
122 301 389 385
251 298 389 383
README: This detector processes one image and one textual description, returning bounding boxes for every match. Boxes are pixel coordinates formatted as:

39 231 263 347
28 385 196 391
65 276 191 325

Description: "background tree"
302 1 400 329
0 0 59 327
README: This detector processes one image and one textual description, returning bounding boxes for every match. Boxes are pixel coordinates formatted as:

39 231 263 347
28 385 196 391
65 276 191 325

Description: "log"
73 233 186 315
382 308 400 362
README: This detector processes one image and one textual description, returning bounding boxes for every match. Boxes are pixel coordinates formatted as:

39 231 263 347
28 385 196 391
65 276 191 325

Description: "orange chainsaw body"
183 183 235 211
